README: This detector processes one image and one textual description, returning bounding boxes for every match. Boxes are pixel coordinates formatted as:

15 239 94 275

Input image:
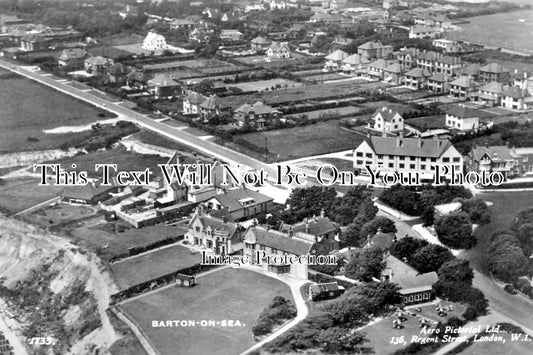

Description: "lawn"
362 301 466 355
405 115 446 131
232 121 364 162
69 221 188 261
296 158 355 173
228 78 302 92
0 177 64 215
26 203 97 228
290 106 363 120
119 268 293 355
0 69 109 153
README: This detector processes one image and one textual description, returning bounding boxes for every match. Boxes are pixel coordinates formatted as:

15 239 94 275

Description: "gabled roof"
84 56 108 66
383 255 438 295
479 81 504 94
480 62 509 74
460 63 481 76
186 91 208 105
209 188 273 213
148 74 179 87
127 70 152 83
450 75 473 88
428 72 448 82
368 230 395 251
418 51 440 62
325 49 348 61
268 41 290 53
358 40 390 50
236 101 279 115
364 136 453 158
342 53 370 66
107 63 128 76
471 145 514 162
170 19 195 26
405 67 431 78
384 63 402 73
59 48 87 61
446 105 479 119
251 36 271 44
502 87 531 99
243 227 314 255
369 59 388 70
437 55 460 65
199 95 221 109
281 216 339 236
189 213 240 241
373 106 402 122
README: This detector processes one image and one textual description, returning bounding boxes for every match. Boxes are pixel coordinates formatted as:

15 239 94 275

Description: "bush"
434 212 476 249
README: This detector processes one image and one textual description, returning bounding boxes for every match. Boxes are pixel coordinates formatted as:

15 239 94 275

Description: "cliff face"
0 215 120 355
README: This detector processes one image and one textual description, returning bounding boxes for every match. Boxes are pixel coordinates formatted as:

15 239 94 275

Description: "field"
405 115 446 131
110 244 201 290
296 157 355 173
119 268 293 355
0 69 109 153
290 106 363 120
227 78 302 92
26 203 97 228
69 221 188 261
232 121 364 162
0 177 64 215
362 301 466 355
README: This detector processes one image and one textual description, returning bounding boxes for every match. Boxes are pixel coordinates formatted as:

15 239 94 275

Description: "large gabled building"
186 212 245 255
203 187 275 222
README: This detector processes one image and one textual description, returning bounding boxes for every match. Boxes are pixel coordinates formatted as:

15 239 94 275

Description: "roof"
405 67 431 78
235 101 278 115
434 202 462 216
384 63 402 73
325 49 348 61
428 72 448 82
368 230 395 251
59 48 87 61
419 51 440 62
170 19 195 26
268 41 290 53
383 255 438 295
446 105 479 119
309 282 344 295
62 183 112 201
148 74 179 87
410 25 438 34
243 227 314 255
189 213 239 240
364 136 453 158
281 216 339 236
186 91 208 105
199 95 220 109
107 63 127 76
480 63 509 74
209 188 273 213
369 59 388 70
450 75 473 88
461 63 481 76
251 36 271 44
373 106 402 122
358 41 390 50
502 87 531 99
471 145 514 162
437 55 459 65
127 70 152 83
84 56 108 66
342 54 370 66
479 81 504 94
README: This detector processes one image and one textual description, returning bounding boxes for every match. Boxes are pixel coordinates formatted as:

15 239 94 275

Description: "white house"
142 31 167 50
371 107 404 133
445 104 480 132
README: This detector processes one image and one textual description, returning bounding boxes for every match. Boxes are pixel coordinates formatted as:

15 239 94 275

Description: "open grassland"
0 69 109 153
0 177 64 215
119 268 293 355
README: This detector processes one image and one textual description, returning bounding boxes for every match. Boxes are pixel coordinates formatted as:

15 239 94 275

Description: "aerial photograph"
1 0 533 354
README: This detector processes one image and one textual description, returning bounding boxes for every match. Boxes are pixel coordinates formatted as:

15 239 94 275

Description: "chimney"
305 218 309 233
417 137 422 148
313 214 317 222
223 216 228 223
288 225 293 238
320 209 325 218
396 137 401 147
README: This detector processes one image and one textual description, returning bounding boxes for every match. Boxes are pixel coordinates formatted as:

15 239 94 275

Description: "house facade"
234 101 281 129
357 41 393 60
183 91 208 115
445 105 480 132
324 49 348 72
501 87 533 110
265 41 291 60
186 212 244 255
142 31 167 50
372 106 404 133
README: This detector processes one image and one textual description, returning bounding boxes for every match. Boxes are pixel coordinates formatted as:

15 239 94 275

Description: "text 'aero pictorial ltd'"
32 162 505 188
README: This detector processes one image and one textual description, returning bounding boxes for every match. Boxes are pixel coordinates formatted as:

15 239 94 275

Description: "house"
404 67 431 90
203 7 221 19
185 212 244 255
357 41 393 60
219 29 244 43
19 33 50 51
245 2 265 12
416 51 441 73
309 282 345 301
242 226 315 279
323 49 348 72
383 63 403 84
371 107 404 133
189 23 214 43
476 82 504 107
409 25 439 39
432 38 460 53
106 63 129 83
265 41 291 60
512 69 533 90
353 136 463 181
199 95 232 122
84 56 110 75
169 19 196 30
62 180 114 205
466 145 518 180
183 91 208 115
234 101 281 129
479 63 510 84
445 104 480 132
279 211 340 254
269 0 286 10
435 56 462 76
501 87 533 111
341 54 371 75
147 74 180 98
203 187 275 222
449 75 478 100
250 36 272 53
459 63 481 81
367 59 390 81
142 31 167 50
397 47 419 70
427 73 449 93
381 255 439 304
126 69 152 89
364 228 396 252
58 48 87 68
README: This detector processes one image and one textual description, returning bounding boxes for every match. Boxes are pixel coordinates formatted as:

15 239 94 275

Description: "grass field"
290 106 363 120
69 221 188 261
232 121 364 162
119 268 293 355
228 78 302 92
0 69 108 153
27 203 97 228
110 244 201 290
0 177 64 215
405 115 446 131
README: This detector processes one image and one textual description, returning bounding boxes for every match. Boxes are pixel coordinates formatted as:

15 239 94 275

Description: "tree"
410 244 454 273
421 205 435 226
437 259 474 285
285 186 337 222
390 236 428 263
488 233 529 283
379 185 425 216
344 246 385 282
434 212 476 249
360 216 397 241
340 220 365 247
330 186 374 225
460 198 491 225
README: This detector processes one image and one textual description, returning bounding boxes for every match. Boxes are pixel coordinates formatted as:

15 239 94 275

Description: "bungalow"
204 187 275 222
427 73 449 93
449 75 478 100
445 104 480 132
357 40 393 60
383 63 403 84
186 212 244 255
58 48 87 68
323 49 348 72
479 63 510 84
147 74 180 98
371 106 404 133
219 29 244 43
341 53 371 75
382 255 439 304
199 95 232 122
501 87 533 111
250 36 271 53
84 56 110 75
265 41 291 60
183 91 208 115
477 82 504 107
234 101 281 129
126 69 152 90
404 67 431 90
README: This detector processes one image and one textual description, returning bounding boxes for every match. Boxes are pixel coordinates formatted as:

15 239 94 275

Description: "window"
195 226 200 232
399 163 405 168
453 157 460 162
366 153 372 158
431 158 437 162
357 160 363 165
378 155 383 159
410 164 415 169
443 157 450 163
388 162 394 168
356 152 363 157
271 248 278 255
421 164 426 170
399 156 405 161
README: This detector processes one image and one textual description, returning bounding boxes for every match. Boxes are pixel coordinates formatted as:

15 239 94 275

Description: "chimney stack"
320 209 325 218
